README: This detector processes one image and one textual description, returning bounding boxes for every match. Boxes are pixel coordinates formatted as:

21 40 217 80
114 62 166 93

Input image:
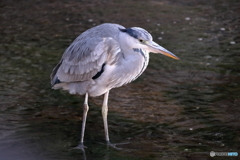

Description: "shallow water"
0 0 239 159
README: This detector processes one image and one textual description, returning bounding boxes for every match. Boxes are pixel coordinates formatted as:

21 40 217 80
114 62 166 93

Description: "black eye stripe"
119 27 151 41
119 28 139 39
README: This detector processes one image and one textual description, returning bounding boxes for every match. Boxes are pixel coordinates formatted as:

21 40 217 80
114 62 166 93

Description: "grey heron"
50 23 179 149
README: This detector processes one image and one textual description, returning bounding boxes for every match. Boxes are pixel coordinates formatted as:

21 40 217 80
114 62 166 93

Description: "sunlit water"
0 0 239 159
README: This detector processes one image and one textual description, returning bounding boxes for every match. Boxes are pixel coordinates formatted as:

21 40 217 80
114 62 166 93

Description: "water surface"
0 0 239 159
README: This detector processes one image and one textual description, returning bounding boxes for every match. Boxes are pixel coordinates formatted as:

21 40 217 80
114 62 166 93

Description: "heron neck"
117 47 149 82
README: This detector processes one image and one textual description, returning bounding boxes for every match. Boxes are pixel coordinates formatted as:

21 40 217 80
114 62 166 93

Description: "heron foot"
73 142 87 151
105 141 130 150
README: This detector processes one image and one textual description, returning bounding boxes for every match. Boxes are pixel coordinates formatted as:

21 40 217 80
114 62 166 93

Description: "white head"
119 27 179 60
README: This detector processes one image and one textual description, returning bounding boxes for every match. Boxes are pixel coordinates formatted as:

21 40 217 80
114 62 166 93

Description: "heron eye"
139 39 144 43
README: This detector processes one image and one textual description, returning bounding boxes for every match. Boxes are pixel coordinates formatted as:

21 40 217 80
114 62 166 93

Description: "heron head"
119 27 179 60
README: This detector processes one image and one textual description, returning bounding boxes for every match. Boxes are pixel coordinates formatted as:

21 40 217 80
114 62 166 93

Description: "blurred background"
0 0 239 159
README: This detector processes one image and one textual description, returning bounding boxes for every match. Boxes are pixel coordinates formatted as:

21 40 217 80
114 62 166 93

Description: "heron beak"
146 41 179 60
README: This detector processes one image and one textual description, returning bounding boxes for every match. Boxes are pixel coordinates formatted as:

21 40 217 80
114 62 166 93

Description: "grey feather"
51 23 126 95
51 24 124 84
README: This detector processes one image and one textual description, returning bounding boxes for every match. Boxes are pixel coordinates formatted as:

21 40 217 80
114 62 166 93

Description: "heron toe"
101 141 130 150
73 142 87 151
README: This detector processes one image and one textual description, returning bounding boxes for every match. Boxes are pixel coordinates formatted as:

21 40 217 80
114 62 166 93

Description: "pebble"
205 55 212 59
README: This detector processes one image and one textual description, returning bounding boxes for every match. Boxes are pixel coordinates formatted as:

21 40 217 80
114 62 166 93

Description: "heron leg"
81 93 89 143
75 93 89 150
102 91 110 142
101 91 130 150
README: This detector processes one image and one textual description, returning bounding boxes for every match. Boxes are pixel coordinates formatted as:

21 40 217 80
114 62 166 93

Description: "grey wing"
51 37 120 86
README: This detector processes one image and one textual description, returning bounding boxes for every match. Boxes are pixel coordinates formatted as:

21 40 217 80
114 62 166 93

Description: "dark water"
0 0 239 159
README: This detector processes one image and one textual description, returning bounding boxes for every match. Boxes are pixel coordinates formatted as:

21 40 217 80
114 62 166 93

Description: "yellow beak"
147 41 179 60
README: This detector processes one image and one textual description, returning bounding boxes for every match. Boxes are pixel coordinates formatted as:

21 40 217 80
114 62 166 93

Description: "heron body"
51 23 179 148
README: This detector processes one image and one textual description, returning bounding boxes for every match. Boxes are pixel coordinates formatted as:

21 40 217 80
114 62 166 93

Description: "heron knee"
102 105 108 117
83 103 89 112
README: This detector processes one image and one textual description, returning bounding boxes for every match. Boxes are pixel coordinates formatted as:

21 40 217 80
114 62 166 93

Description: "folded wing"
51 36 121 86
